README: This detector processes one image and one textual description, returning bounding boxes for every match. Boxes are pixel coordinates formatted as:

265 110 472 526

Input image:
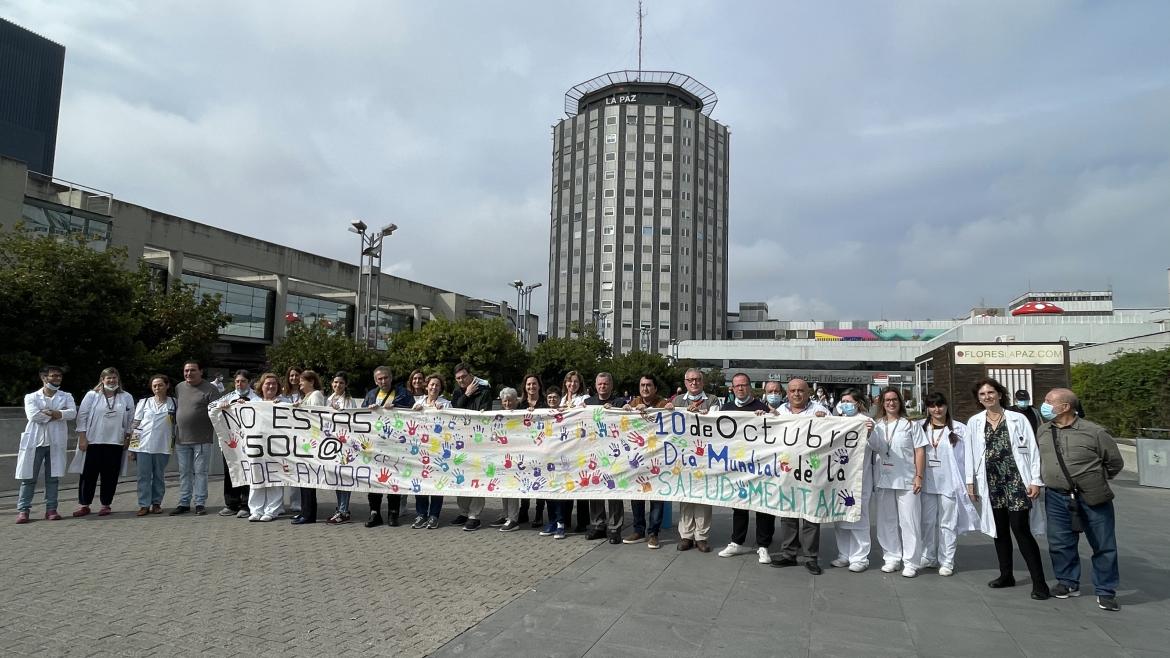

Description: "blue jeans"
174 444 209 506
18 446 59 512
1045 488 1120 596
135 452 169 508
415 495 443 517
631 500 663 536
335 491 351 513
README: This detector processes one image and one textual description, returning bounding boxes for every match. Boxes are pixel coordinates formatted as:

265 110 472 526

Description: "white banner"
210 404 869 523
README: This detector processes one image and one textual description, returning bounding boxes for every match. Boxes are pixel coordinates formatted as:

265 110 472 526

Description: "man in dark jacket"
363 366 412 527
451 363 493 530
1012 389 1041 434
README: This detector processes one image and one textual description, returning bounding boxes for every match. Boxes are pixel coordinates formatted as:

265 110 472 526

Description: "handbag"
1050 426 1084 534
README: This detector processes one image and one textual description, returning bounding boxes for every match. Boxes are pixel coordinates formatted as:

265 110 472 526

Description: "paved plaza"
2 448 1167 657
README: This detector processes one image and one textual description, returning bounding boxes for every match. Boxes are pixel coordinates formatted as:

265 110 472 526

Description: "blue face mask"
1015 400 1030 410
1039 402 1057 421
765 394 783 407
839 402 858 417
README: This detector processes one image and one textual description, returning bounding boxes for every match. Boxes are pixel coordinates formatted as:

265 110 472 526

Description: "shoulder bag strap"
1050 425 1079 495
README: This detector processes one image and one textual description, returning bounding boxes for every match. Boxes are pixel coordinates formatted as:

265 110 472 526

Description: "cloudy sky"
6 0 1169 324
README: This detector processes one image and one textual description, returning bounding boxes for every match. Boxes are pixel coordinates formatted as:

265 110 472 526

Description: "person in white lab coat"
129 374 176 515
244 373 286 522
918 392 979 576
16 365 77 523
211 370 256 518
830 389 876 572
73 367 135 517
965 378 1050 600
871 387 929 578
325 372 360 525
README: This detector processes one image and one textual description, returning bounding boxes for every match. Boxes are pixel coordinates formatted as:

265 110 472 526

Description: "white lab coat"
921 422 979 535
76 389 135 444
17 389 77 480
965 410 1045 538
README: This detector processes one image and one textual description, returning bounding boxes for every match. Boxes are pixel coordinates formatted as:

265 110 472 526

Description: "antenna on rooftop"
637 0 645 77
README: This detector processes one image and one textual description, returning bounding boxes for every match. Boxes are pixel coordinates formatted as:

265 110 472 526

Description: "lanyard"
884 418 901 460
104 392 117 411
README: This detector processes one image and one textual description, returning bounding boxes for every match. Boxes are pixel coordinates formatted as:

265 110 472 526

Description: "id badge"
129 436 140 449
1016 446 1029 454
927 459 942 468
881 461 895 468
105 410 118 418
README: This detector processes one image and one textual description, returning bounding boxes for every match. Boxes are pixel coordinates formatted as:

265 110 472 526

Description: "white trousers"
248 485 284 517
920 493 958 567
835 491 872 565
876 488 922 568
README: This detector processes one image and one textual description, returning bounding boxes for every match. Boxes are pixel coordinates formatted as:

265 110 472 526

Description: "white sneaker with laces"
248 514 262 522
236 509 251 519
939 565 954 577
718 542 751 558
830 558 849 568
849 562 869 573
757 547 772 564
259 514 275 522
901 566 919 578
881 560 901 573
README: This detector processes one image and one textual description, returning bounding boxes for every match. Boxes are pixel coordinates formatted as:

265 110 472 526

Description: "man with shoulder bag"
1037 388 1125 611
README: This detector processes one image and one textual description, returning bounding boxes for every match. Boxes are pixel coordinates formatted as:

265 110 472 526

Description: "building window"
181 273 273 340
605 152 616 161
603 225 615 235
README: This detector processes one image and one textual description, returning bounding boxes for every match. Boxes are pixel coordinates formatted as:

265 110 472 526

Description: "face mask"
1039 402 1057 421
734 395 752 406
765 394 783 407
103 384 118 392
1015 400 1030 409
839 402 858 417
44 382 60 391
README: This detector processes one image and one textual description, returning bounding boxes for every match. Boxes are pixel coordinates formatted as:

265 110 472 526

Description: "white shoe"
881 560 901 573
259 514 275 522
902 566 919 578
849 562 869 573
921 559 940 569
757 547 772 564
939 565 954 577
718 542 752 558
236 509 251 519
830 558 849 568
247 514 262 522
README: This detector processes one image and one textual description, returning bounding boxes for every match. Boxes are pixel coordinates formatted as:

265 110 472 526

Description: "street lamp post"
350 220 397 347
510 280 524 343
520 282 541 346
639 321 652 352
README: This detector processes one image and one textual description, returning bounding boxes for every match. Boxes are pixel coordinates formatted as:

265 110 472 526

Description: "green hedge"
1071 347 1170 437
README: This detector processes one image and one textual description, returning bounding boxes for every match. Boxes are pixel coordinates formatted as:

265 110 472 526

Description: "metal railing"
25 171 113 216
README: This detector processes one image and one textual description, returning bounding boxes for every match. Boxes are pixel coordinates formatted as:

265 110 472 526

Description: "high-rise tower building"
547 71 729 355
0 18 65 176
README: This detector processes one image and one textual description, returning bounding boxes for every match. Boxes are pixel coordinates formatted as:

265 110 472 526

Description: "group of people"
16 362 1125 611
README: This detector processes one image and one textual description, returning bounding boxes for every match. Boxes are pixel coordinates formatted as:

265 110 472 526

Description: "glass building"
547 71 729 354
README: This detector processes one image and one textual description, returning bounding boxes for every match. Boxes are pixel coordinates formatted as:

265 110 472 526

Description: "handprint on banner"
559 454 572 472
619 416 631 433
433 421 443 435
441 441 453 459
396 433 407 444
600 455 612 468
405 420 418 436
588 453 598 470
564 478 576 492
390 482 399 493
435 476 449 491
420 453 430 466
545 461 556 473
453 469 465 485
578 470 590 488
374 418 385 433
470 478 480 489
518 477 531 493
472 426 484 445
533 466 541 478
628 431 645 447
505 417 521 431
734 445 746 461
592 407 604 424
602 473 616 489
647 435 659 451
455 439 465 450
448 419 458 431
377 468 391 484
428 440 440 454
694 469 705 479
420 467 431 479
779 453 792 473
609 442 621 458
410 478 421 493
628 453 644 469
694 444 704 456
226 433 239 449
401 466 413 478
596 422 608 439
577 421 589 440
838 490 856 507
675 436 689 449
420 433 430 445
554 412 564 424
532 429 546 446
671 463 682 476
453 453 468 466
617 475 629 489
833 448 849 465
577 453 587 468
610 426 621 439
590 472 601 485
808 455 822 469
503 453 513 469
493 431 508 445
649 458 662 475
557 427 568 443
636 475 652 493
532 476 547 491
435 456 449 473
737 483 748 499
486 478 500 492
523 413 534 428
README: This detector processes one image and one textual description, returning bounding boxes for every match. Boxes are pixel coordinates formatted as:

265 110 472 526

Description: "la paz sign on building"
954 344 1065 365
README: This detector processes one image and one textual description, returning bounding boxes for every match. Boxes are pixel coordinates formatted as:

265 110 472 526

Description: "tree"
0 226 229 403
383 317 529 393
529 325 612 388
604 350 690 397
1071 347 1170 436
265 322 384 394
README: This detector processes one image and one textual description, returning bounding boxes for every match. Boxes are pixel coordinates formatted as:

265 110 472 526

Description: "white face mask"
44 382 60 391
103 383 119 392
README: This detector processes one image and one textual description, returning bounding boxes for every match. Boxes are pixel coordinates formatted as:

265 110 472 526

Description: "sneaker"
169 506 190 516
987 575 1016 588
539 522 557 536
489 517 508 528
585 528 607 540
848 562 869 573
98 505 112 516
608 532 622 545
15 511 30 524
150 505 163 514
365 511 384 528
326 512 347 524
236 509 250 519
881 560 902 573
554 524 566 540
218 507 236 517
757 547 773 564
451 515 469 525
695 540 711 553
647 535 660 549
499 520 520 532
830 558 850 568
718 542 752 558
259 514 276 522
770 557 798 568
805 561 824 575
939 565 955 577
1031 588 1051 600
411 515 427 529
136 507 149 517
1052 583 1081 599
72 506 91 518
425 515 439 529
623 532 646 544
194 505 207 515
463 518 482 532
1097 595 1120 612
45 510 62 521
677 538 694 551
902 566 919 578
248 514 262 521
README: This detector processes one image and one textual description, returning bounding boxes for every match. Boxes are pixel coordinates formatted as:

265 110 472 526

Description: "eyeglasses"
684 377 701 382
